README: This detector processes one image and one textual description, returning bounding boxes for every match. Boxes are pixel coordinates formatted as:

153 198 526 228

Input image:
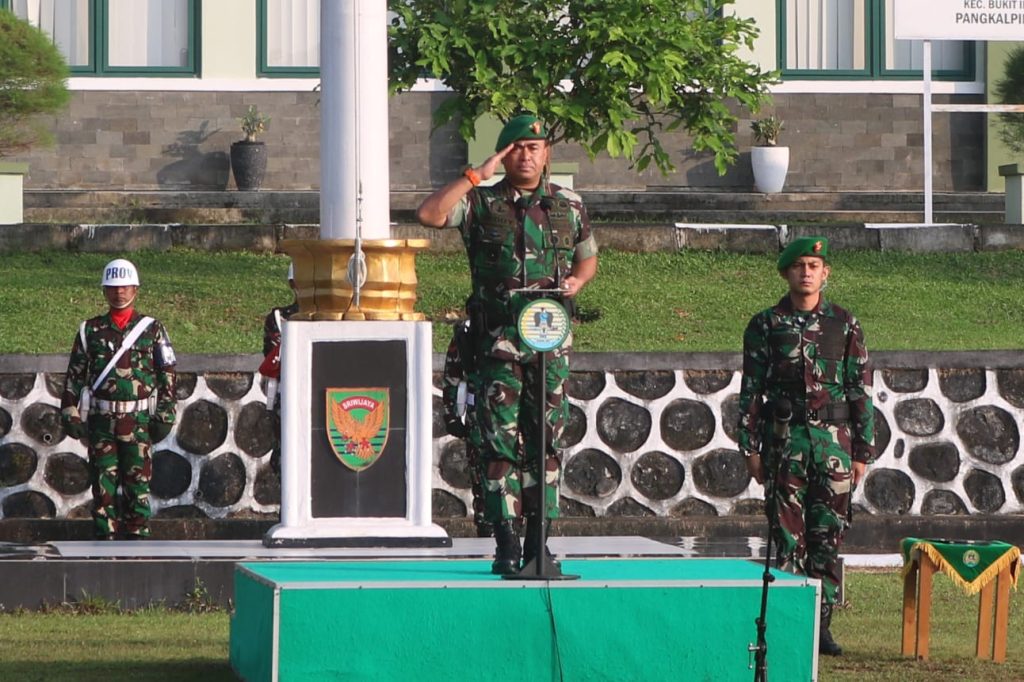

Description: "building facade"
1 0 1019 193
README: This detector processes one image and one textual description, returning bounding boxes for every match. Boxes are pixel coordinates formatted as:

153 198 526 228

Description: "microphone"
539 197 554 211
514 197 530 211
772 398 792 444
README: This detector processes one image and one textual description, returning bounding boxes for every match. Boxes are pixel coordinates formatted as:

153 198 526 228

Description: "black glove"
149 420 173 443
444 417 467 439
65 420 87 440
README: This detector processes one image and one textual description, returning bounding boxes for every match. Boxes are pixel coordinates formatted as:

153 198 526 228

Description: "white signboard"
894 0 1024 41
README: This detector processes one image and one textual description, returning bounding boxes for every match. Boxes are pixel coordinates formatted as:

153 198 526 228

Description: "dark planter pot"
230 141 267 191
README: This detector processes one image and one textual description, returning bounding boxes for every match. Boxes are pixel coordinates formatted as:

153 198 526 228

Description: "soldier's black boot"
490 520 521 575
522 516 560 569
819 603 843 656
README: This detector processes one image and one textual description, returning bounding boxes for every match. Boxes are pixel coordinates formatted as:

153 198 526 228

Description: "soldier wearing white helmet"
60 259 178 540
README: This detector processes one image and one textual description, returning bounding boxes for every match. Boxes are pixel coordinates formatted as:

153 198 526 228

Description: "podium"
263 320 449 547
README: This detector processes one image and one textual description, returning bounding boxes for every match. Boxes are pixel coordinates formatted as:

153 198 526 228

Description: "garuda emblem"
325 388 390 471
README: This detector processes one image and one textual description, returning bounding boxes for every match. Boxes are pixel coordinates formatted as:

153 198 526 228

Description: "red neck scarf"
109 307 134 330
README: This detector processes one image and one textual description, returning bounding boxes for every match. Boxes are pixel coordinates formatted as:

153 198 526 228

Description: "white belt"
93 398 150 414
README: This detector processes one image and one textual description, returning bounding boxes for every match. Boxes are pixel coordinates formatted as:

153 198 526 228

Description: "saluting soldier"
61 259 177 540
737 237 875 656
417 114 598 575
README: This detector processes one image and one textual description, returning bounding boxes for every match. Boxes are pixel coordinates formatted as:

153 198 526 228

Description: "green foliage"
388 0 777 175
179 578 221 614
239 105 270 142
994 46 1024 156
750 115 783 146
0 10 70 157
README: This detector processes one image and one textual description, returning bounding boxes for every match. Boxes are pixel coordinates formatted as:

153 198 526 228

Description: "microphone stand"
749 399 792 682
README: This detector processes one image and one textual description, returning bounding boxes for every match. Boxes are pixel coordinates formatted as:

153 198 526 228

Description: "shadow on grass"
0 661 236 682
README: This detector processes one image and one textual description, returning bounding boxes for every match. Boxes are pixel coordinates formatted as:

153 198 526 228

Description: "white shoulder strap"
91 316 155 392
79 321 87 350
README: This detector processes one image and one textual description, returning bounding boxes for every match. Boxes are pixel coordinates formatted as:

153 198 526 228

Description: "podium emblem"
326 388 390 471
517 298 570 352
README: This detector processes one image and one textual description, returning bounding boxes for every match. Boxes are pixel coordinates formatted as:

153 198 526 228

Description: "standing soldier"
61 259 177 540
259 262 299 476
737 237 875 656
417 114 598 575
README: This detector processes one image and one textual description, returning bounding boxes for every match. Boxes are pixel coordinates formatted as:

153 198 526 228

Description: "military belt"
791 401 850 425
92 398 150 414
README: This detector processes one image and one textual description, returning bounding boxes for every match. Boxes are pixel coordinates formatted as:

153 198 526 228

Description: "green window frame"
258 0 320 78
1 0 199 77
778 0 974 81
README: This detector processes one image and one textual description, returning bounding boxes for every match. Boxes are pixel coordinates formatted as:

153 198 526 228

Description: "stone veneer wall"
2 352 1023 525
7 92 983 192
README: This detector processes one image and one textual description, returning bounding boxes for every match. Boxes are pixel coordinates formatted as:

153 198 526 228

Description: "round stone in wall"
431 395 447 439
155 504 207 518
955 405 1019 465
0 407 11 439
20 402 65 446
563 449 622 498
997 368 1024 408
431 370 443 391
684 370 733 395
0 374 35 400
177 399 229 455
197 452 246 507
920 490 968 515
560 403 587 448
882 369 928 393
721 394 740 443
963 468 1005 513
205 372 253 401
438 440 472 490
691 449 749 498
894 439 905 459
863 469 914 514
938 368 985 403
560 496 596 517
731 498 763 516
606 497 655 517
1013 466 1024 506
44 452 91 496
235 402 277 457
2 491 55 518
596 398 651 453
44 373 64 399
893 398 944 436
151 450 193 500
907 442 960 483
0 443 37 486
614 371 675 400
630 451 684 501
671 497 718 517
175 373 198 400
68 503 91 519
874 408 891 457
253 464 280 506
432 489 466 518
567 372 605 400
661 399 715 452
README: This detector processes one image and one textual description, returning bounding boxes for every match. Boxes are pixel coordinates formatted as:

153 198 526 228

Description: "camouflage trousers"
765 422 853 605
476 354 569 521
87 410 153 539
464 416 489 533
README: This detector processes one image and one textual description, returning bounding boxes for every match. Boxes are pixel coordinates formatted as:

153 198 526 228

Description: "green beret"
777 236 829 270
495 114 548 152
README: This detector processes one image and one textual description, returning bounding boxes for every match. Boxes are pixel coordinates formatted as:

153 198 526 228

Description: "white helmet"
287 262 295 281
101 259 140 287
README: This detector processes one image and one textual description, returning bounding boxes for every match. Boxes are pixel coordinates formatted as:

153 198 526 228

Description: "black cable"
543 582 566 682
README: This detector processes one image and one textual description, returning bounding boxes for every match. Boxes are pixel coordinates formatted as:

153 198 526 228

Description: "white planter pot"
751 146 790 194
0 162 28 225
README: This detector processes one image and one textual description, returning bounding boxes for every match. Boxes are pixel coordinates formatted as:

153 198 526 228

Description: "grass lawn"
1 249 1023 354
0 571 1019 681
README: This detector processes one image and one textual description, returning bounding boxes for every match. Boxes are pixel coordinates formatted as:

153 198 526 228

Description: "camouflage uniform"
446 178 597 521
262 301 299 475
440 320 490 535
738 295 875 605
61 312 177 539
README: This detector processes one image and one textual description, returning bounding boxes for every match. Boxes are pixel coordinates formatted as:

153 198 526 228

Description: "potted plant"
750 115 789 194
230 105 271 191
0 11 70 224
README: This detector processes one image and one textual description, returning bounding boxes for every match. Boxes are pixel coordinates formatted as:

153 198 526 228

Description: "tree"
0 10 70 157
388 0 776 175
994 46 1024 156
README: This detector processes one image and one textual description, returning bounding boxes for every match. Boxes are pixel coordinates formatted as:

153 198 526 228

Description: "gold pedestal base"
279 239 429 321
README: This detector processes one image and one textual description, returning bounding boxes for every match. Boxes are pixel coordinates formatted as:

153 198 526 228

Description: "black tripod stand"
749 399 792 682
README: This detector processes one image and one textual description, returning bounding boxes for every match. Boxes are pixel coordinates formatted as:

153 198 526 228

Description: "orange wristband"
463 167 481 187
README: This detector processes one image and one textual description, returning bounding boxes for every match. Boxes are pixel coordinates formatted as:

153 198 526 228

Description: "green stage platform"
230 558 819 681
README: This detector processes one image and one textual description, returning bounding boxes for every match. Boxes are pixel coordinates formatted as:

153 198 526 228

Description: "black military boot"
522 516 560 569
490 520 521 575
819 603 843 656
